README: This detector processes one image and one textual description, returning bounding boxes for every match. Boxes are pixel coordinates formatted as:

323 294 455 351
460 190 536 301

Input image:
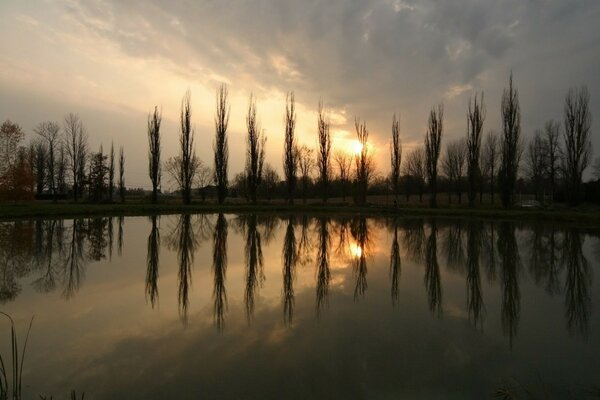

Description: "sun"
352 140 363 155
349 243 362 258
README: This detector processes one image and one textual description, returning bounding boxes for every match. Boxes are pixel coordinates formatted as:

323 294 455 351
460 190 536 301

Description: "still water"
1 214 599 399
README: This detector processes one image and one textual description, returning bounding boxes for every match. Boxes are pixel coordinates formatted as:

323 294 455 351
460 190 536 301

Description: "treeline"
0 114 126 203
150 73 598 207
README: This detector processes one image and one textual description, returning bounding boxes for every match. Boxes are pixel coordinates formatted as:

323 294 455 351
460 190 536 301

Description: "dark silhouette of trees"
466 221 484 326
32 140 47 196
298 145 313 204
498 221 521 347
544 120 561 200
316 217 330 316
245 95 266 204
147 106 162 204
526 131 547 203
466 92 485 207
442 139 466 204
563 229 591 337
499 73 522 208
351 217 370 300
317 99 332 202
34 121 60 201
63 113 87 202
425 105 443 207
0 122 32 201
146 215 160 308
390 221 401 305
334 151 351 201
88 147 108 202
283 92 297 204
179 91 197 205
212 213 228 330
424 220 442 315
483 130 499 203
404 148 426 202
108 141 115 201
354 119 373 205
563 86 592 206
118 146 125 202
243 214 264 321
56 144 66 195
390 114 402 203
214 84 230 204
0 120 24 175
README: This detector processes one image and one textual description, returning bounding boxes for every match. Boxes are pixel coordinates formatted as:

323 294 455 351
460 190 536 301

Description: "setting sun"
352 140 363 155
349 243 362 258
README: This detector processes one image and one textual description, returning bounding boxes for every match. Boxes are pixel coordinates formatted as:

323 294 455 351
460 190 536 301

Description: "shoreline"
1 201 600 226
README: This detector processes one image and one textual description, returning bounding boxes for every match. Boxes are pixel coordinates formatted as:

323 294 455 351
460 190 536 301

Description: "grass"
1 197 600 226
0 313 33 400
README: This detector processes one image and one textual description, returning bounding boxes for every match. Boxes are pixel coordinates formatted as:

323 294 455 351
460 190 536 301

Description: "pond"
1 214 599 399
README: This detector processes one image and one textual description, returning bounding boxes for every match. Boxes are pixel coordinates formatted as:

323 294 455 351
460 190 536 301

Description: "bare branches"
317 99 332 202
118 146 125 202
544 120 561 199
563 85 592 205
499 72 522 208
147 106 162 203
390 113 402 202
179 90 197 204
404 148 426 202
214 84 230 204
34 121 61 201
354 118 374 205
442 139 466 203
245 94 266 203
483 130 499 203
298 145 314 203
334 151 351 201
283 92 297 204
466 92 485 206
425 104 443 207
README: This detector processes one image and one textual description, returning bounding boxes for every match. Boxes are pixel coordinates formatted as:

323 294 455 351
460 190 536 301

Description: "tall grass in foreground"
0 312 33 400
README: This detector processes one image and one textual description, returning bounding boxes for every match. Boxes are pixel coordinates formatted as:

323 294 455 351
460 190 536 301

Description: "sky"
1 0 599 189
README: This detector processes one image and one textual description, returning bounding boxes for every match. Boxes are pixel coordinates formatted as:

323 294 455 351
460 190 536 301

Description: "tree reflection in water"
243 214 264 323
146 215 160 308
466 220 484 327
351 217 369 301
316 217 330 317
212 213 228 331
282 217 297 325
389 220 401 306
424 220 442 316
563 229 591 338
498 221 521 347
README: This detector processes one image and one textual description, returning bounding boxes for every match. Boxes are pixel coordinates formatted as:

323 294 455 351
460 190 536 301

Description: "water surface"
1 214 599 399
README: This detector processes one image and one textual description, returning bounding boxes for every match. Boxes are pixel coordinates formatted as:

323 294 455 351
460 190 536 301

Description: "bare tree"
214 84 230 204
466 92 485 206
404 148 426 202
563 86 592 206
354 119 375 205
165 155 199 198
317 99 332 202
499 72 522 208
245 94 266 204
526 131 548 203
32 139 47 196
196 160 213 202
0 120 24 174
298 145 314 204
119 146 125 202
442 139 467 204
544 120 561 201
64 113 87 202
35 121 60 201
483 130 499 204
108 141 115 201
179 90 197 205
283 92 297 204
425 105 443 207
147 106 162 204
592 157 600 180
56 143 66 195
390 113 402 203
334 151 351 201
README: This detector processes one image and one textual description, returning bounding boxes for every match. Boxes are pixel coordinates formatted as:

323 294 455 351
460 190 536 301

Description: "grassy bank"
1 200 600 226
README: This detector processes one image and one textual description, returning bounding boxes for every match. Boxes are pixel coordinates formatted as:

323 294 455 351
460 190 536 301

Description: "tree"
34 121 60 201
354 119 374 205
214 84 230 204
261 163 280 201
334 151 351 201
317 99 332 202
466 92 485 207
526 131 548 203
0 147 34 202
442 139 466 204
498 72 522 208
56 143 66 195
0 120 25 176
283 92 297 204
245 94 266 203
64 113 87 202
147 106 162 203
483 130 499 203
425 105 443 207
32 140 47 196
544 120 561 201
196 160 212 202
404 148 426 202
165 155 199 198
118 146 125 202
592 157 600 180
89 147 108 202
298 145 314 203
390 113 402 203
179 90 197 204
563 86 592 206
108 141 115 201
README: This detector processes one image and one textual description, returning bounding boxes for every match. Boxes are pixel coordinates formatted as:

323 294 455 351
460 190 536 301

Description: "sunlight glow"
352 140 363 155
350 243 363 258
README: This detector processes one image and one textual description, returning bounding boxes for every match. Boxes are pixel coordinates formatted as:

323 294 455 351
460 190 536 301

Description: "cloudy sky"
1 0 598 188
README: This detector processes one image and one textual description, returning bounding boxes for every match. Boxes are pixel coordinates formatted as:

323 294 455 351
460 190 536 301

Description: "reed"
0 312 34 400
